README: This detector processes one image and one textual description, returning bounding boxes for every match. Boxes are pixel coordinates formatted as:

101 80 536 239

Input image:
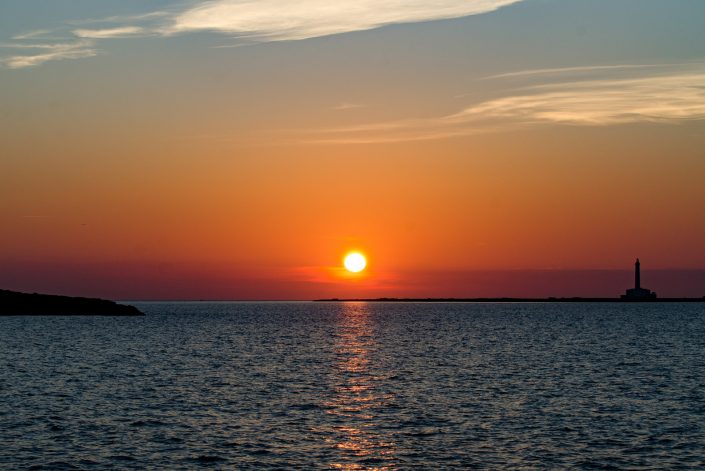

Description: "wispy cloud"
73 26 145 39
67 11 171 26
309 65 705 144
3 1 524 69
1 40 97 69
473 71 705 125
483 64 674 80
167 0 524 40
334 103 366 111
12 29 56 40
2 9 166 68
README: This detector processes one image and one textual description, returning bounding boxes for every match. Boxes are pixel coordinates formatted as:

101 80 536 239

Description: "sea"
1 302 704 470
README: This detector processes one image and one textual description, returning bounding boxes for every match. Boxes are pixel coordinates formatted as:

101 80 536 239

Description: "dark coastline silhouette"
314 297 704 303
0 289 143 316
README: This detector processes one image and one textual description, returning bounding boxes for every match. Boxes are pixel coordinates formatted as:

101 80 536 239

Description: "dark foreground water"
2 302 705 470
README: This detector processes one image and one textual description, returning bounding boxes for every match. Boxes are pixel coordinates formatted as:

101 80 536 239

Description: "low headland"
0 289 144 316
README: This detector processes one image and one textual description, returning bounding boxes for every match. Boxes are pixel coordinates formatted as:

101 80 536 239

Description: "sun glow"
344 252 367 273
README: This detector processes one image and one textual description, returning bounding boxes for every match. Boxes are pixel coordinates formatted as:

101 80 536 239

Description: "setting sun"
344 253 367 273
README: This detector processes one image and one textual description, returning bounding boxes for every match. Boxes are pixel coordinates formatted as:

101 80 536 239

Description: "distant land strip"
314 297 705 303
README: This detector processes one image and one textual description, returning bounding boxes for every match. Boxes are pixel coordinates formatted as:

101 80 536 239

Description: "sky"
1 0 705 300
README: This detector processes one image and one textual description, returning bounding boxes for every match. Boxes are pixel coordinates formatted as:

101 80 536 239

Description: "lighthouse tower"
621 258 657 300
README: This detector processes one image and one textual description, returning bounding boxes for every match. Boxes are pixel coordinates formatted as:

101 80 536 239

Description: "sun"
343 252 367 273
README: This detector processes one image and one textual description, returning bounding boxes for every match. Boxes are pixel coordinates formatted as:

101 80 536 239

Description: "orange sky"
3 124 704 299
2 1 705 298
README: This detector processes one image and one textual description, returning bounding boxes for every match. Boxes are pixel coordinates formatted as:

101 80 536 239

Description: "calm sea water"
1 302 705 470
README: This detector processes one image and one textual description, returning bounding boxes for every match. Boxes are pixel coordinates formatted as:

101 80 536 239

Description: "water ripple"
1 302 705 469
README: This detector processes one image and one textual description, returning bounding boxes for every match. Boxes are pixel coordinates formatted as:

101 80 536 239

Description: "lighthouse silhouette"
621 258 657 300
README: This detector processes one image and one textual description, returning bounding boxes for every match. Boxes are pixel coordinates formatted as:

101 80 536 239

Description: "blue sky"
3 1 705 71
3 1 705 137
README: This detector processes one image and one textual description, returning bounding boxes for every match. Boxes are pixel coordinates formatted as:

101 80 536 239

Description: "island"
0 289 144 316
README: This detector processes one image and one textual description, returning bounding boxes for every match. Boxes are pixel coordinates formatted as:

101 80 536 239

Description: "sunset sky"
2 0 705 299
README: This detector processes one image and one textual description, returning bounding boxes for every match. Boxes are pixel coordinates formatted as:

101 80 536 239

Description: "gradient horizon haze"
2 0 705 300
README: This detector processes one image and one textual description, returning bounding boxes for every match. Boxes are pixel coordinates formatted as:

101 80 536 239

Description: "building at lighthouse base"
622 287 657 300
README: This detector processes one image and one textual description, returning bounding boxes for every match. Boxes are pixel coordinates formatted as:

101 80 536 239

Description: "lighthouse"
621 258 657 300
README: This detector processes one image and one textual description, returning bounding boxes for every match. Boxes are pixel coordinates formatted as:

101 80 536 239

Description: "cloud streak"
3 1 523 68
472 71 705 125
73 27 145 39
1 40 97 69
483 64 678 80
167 0 523 40
334 102 366 111
12 29 56 40
310 65 705 144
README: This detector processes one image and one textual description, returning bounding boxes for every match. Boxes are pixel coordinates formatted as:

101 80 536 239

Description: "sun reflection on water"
324 302 397 470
